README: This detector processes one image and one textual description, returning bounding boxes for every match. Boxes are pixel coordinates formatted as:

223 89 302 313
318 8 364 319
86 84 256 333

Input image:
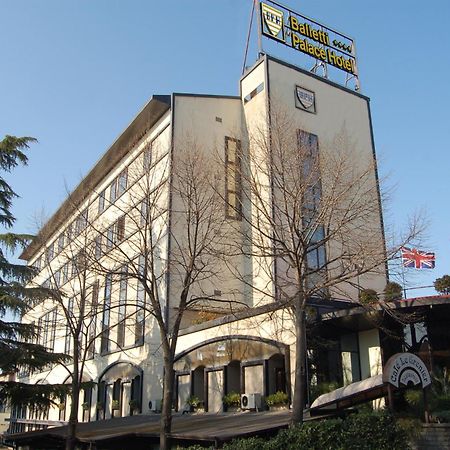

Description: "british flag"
401 247 435 269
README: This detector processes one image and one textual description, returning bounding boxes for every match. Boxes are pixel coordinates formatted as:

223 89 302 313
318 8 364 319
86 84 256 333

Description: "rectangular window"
61 263 69 285
65 298 74 354
86 281 99 360
46 242 55 261
65 223 72 246
49 309 57 351
57 233 65 253
74 209 88 234
225 137 242 220
106 225 115 251
33 255 41 272
298 130 327 292
100 275 112 354
117 266 127 348
98 189 106 214
116 216 125 242
140 198 148 226
54 269 61 286
117 169 127 197
95 235 103 259
109 179 117 204
75 251 86 276
143 142 152 170
135 256 146 346
243 82 264 104
41 315 48 349
340 333 361 384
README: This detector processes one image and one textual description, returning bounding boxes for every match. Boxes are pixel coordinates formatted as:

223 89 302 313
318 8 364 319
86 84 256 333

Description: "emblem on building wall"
295 85 316 113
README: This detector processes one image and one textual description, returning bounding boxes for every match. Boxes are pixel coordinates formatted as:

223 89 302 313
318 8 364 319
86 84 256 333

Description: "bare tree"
25 213 105 450
86 136 228 450
226 105 423 424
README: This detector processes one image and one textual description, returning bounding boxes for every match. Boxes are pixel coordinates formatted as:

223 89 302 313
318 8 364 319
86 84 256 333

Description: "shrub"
129 399 140 410
359 289 379 305
222 437 268 450
265 391 289 407
187 395 202 408
213 411 409 450
433 410 450 423
223 391 241 407
342 411 410 449
396 417 422 440
111 399 120 410
384 282 403 301
404 389 423 408
434 275 450 294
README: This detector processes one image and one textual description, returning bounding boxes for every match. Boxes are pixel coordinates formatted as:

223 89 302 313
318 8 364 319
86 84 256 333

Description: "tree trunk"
160 358 175 450
66 342 79 450
291 307 306 425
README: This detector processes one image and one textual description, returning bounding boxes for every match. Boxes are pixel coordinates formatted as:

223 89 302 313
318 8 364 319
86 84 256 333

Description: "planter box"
269 405 289 412
226 406 241 413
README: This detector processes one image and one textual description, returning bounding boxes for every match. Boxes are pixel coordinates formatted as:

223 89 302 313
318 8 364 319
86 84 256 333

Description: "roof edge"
20 95 171 261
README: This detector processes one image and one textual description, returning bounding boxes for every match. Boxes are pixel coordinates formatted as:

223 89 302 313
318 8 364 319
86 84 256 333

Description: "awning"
310 374 386 410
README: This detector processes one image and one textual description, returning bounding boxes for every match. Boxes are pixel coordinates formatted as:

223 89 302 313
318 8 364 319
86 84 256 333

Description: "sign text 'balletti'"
260 1 357 76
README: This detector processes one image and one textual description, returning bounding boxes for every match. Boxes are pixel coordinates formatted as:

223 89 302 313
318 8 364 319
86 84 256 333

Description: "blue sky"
1 0 449 297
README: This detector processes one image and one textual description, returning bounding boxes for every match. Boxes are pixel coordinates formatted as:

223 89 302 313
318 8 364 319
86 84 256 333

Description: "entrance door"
177 374 191 412
207 369 224 412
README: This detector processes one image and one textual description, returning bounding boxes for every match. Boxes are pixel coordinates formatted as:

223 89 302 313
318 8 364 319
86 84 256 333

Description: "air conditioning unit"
241 393 262 410
148 399 161 412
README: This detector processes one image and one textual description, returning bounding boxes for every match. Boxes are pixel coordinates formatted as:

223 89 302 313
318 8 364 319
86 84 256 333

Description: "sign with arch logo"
382 353 431 388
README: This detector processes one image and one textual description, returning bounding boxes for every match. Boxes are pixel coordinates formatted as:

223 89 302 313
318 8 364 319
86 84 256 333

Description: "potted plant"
57 402 66 411
186 395 204 413
223 391 241 412
265 391 289 411
111 399 120 410
129 399 141 415
81 402 90 411
384 281 403 302
359 288 379 305
96 401 104 411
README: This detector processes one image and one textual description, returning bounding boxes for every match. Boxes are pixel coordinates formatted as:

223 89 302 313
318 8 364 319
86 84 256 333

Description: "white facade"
16 55 386 428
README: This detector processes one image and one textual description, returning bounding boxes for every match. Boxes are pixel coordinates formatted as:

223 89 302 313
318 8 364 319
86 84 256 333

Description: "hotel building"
12 54 388 432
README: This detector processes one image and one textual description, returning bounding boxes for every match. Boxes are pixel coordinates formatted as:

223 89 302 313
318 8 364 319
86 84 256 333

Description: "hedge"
182 411 410 450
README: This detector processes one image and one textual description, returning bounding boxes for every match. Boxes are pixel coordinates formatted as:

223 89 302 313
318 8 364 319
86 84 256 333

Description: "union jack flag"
401 247 435 269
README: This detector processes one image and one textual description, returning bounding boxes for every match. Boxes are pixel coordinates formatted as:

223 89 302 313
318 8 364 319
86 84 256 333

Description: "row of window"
37 270 147 360
298 130 327 285
33 209 89 271
225 137 242 220
31 136 157 275
33 133 238 280
98 169 128 214
100 261 146 354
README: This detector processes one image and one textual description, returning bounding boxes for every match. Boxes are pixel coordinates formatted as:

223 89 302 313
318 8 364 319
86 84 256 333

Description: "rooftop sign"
259 0 359 89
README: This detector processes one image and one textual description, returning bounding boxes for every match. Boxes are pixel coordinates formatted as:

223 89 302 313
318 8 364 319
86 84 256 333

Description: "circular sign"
382 353 431 388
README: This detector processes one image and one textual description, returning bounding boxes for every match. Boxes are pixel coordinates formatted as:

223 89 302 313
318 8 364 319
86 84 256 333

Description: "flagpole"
401 262 407 299
400 249 408 299
242 0 257 74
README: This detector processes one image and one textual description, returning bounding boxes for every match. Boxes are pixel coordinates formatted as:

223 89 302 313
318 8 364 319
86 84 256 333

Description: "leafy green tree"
434 275 450 295
0 136 67 408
